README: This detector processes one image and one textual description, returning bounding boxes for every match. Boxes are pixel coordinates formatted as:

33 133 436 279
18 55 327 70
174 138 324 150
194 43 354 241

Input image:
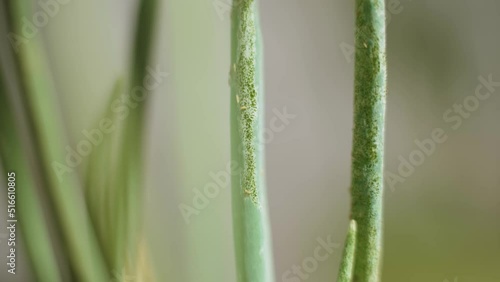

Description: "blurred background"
1 0 500 281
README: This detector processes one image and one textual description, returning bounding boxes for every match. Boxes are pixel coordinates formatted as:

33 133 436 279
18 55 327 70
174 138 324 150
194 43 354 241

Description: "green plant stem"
337 220 357 282
349 0 387 281
113 0 158 272
84 79 124 270
230 1 274 281
0 63 62 282
7 2 109 281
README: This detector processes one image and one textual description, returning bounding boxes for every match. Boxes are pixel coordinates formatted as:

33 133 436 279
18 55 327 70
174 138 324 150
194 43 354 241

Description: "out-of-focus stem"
6 2 109 281
84 79 124 270
114 0 158 276
337 220 357 282
0 61 62 282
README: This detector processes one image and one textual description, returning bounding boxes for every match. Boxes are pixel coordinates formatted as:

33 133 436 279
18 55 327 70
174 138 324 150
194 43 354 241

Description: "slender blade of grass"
113 0 159 277
84 78 125 270
337 220 357 282
0 61 62 282
6 1 109 281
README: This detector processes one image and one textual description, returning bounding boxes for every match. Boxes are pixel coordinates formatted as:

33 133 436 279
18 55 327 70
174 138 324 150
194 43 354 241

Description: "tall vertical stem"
350 0 387 281
6 1 109 281
230 0 274 281
114 0 158 272
0 61 62 282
